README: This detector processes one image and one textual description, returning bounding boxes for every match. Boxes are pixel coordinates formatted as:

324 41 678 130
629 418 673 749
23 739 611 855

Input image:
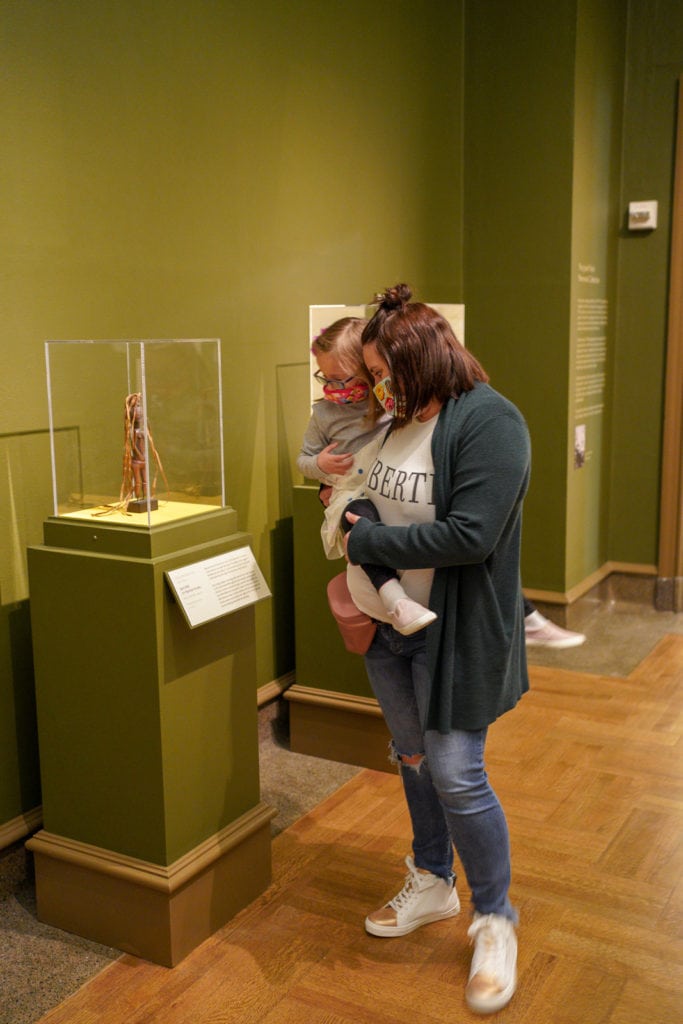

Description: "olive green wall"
463 0 577 591
0 0 464 830
566 0 626 587
610 0 683 563
463 0 680 593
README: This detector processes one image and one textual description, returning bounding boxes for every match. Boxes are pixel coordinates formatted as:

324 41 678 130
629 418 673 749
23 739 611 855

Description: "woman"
344 284 530 1015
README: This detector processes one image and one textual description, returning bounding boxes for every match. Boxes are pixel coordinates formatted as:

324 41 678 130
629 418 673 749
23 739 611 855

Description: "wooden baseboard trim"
0 806 42 850
605 561 658 576
26 801 276 966
27 802 275 894
525 562 657 606
285 684 384 716
257 672 295 707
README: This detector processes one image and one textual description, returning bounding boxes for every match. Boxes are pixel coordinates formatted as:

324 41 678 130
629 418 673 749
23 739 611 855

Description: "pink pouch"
326 571 377 655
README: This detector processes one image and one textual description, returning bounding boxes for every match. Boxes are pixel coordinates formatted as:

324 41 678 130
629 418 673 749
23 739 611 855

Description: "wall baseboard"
524 562 657 606
26 801 276 967
0 806 42 851
257 671 295 707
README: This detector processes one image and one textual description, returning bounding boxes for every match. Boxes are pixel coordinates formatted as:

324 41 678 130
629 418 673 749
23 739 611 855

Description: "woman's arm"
347 408 530 570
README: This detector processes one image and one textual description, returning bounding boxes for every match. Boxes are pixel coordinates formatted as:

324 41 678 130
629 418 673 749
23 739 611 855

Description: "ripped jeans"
364 622 516 921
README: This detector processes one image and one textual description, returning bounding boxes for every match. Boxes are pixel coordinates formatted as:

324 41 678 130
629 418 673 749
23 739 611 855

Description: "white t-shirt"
347 415 437 620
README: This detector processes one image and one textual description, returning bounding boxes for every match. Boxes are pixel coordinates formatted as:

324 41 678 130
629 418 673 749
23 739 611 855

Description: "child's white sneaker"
378 579 436 636
365 855 459 937
466 913 517 1014
389 598 437 636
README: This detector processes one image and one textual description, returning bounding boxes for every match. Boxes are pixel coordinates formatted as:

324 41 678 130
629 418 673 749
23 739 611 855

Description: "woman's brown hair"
362 283 489 426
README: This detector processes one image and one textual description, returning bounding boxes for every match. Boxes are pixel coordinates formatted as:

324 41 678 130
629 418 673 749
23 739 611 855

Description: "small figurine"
120 392 166 512
93 392 168 516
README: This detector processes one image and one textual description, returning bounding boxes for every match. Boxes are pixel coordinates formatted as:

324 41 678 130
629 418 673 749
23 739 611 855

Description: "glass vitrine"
45 338 225 528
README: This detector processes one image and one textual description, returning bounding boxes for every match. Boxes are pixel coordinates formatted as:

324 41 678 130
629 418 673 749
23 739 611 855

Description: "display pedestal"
288 486 391 770
26 508 274 966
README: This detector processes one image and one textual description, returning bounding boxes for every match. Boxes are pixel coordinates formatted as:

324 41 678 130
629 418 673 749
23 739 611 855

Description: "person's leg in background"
523 596 586 648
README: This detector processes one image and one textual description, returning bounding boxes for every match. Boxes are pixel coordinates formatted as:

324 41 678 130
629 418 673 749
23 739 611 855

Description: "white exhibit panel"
166 546 272 629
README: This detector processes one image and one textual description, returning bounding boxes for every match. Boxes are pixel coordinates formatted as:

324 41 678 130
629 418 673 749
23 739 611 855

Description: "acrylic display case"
45 338 225 528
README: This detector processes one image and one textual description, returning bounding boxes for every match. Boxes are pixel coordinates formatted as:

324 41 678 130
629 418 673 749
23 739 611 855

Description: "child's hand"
343 511 361 561
317 442 354 476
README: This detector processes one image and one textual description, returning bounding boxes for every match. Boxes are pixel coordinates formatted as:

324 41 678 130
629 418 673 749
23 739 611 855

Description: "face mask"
373 377 396 416
322 380 370 405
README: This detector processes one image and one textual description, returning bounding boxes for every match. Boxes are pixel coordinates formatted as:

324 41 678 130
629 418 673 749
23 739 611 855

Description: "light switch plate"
628 200 658 230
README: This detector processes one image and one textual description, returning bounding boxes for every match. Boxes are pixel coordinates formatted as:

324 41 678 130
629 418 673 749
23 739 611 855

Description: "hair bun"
375 282 412 311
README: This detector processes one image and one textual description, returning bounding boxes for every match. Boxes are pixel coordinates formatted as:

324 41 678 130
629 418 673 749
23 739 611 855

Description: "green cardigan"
347 383 531 732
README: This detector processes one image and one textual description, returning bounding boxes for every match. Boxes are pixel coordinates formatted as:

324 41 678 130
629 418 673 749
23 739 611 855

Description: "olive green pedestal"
288 486 391 771
26 508 274 966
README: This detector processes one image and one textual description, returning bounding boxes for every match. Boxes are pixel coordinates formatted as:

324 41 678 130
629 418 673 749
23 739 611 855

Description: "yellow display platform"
61 497 221 527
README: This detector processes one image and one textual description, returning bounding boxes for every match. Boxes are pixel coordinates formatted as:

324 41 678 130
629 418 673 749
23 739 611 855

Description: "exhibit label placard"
166 546 271 628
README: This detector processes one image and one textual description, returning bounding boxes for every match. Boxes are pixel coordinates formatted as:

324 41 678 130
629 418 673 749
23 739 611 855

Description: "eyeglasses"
313 370 360 389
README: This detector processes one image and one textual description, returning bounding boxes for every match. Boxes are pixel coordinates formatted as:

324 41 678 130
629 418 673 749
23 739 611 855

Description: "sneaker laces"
389 857 433 911
468 914 510 979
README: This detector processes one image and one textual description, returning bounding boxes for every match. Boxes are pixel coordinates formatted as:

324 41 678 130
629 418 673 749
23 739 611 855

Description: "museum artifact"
120 392 167 512
92 392 168 516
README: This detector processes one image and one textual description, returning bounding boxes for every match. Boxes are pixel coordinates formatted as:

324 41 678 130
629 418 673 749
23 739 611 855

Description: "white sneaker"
389 599 437 636
466 913 517 1014
365 856 460 937
378 579 437 636
524 610 585 648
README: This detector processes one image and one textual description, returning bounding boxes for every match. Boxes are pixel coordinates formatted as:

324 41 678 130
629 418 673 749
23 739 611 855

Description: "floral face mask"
373 376 396 416
322 380 370 405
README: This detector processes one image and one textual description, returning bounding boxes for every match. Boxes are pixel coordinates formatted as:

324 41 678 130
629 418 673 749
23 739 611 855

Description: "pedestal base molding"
26 801 276 967
285 684 391 772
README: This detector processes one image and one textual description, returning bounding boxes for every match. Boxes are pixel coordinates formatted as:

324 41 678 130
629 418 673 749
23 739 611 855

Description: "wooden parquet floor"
38 635 683 1024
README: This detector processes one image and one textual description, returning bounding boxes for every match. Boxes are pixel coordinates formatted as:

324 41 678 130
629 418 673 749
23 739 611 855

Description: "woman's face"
363 342 390 384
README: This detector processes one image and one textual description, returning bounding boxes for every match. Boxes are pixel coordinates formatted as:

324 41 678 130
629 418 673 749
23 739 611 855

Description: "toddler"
297 317 436 636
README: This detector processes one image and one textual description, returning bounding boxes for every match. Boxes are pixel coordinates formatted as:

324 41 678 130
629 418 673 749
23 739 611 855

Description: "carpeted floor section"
0 842 119 1024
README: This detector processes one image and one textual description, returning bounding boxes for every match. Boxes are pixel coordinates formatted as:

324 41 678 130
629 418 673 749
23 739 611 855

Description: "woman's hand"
317 442 354 476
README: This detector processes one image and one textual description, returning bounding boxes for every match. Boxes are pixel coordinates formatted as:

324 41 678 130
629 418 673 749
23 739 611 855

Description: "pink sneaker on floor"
524 611 586 648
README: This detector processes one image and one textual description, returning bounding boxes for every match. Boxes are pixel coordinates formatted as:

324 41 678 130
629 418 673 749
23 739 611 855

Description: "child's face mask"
373 377 396 416
322 380 370 405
